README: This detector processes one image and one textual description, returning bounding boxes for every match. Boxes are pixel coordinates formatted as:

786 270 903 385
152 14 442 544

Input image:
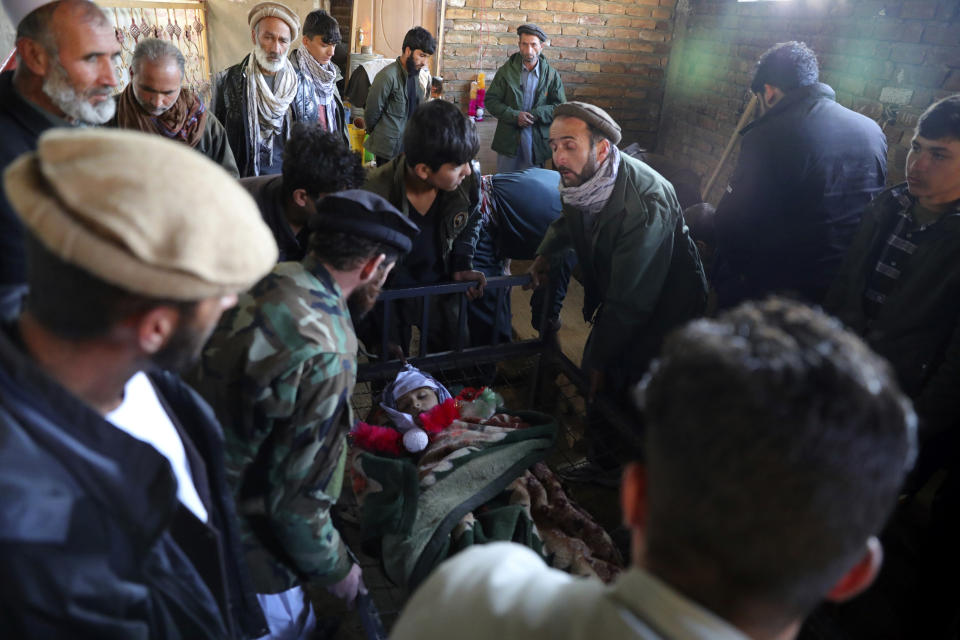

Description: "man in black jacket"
0 0 120 310
0 128 278 638
713 41 887 309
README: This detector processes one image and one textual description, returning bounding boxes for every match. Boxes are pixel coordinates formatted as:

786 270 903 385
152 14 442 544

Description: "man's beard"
560 151 600 187
254 44 288 73
405 55 419 75
348 278 383 321
150 315 214 373
134 90 175 116
42 59 115 124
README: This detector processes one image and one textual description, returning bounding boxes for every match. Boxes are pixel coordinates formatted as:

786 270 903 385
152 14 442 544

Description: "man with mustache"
363 26 435 166
213 1 318 177
188 190 417 639
526 102 707 481
112 38 239 177
0 128 278 637
486 23 566 173
0 0 120 310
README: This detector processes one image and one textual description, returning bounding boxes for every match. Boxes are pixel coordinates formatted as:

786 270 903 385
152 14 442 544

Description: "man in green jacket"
486 23 566 173
364 26 435 165
528 101 707 408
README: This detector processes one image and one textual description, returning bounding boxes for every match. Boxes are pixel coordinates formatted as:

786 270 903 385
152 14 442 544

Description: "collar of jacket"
385 154 473 219
565 153 630 247
740 82 836 136
507 51 550 74
881 182 960 229
0 321 180 547
0 70 70 134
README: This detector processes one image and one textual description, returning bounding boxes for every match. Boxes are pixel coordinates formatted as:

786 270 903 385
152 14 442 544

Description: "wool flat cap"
555 101 622 145
248 1 299 40
309 190 420 254
3 128 278 300
516 23 547 42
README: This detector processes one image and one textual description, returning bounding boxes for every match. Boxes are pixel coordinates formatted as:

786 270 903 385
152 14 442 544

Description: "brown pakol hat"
248 1 300 40
3 128 278 300
555 101 622 145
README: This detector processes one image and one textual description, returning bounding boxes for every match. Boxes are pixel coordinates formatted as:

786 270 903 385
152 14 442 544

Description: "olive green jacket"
363 58 429 160
486 53 565 165
363 155 482 273
538 154 707 378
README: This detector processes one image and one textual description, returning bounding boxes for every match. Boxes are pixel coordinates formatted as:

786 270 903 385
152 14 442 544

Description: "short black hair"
917 94 960 142
282 123 365 199
403 100 479 171
750 41 819 94
639 298 915 624
24 234 195 340
302 9 341 45
402 26 436 56
308 232 399 272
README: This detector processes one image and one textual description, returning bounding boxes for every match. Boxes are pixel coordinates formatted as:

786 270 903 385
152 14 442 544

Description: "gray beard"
254 46 287 73
42 60 115 124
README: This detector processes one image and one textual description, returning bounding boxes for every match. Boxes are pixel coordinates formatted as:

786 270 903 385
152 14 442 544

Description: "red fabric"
352 422 404 456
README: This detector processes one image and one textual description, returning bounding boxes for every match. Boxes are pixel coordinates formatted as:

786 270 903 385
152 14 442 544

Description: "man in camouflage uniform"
188 190 417 638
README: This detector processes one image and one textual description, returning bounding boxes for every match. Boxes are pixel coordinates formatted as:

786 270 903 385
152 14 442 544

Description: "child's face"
396 386 440 416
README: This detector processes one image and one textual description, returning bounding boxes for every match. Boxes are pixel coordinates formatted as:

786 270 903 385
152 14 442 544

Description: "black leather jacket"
212 55 318 177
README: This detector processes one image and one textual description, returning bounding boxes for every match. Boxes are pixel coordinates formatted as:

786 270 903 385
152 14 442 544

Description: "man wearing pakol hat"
188 190 417 638
0 128 277 637
486 23 565 173
0 0 121 310
526 102 707 480
112 38 239 177
213 0 318 177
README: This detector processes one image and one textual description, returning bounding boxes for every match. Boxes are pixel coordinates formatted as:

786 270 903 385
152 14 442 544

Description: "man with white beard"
214 1 318 178
0 0 120 310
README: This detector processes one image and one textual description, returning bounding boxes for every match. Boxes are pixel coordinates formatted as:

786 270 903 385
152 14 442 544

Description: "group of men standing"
0 0 957 638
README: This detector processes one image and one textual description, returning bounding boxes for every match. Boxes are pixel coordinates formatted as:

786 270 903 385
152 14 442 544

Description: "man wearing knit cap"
111 38 239 177
487 23 565 173
189 190 417 638
0 0 121 311
213 0 318 177
527 101 707 479
0 128 278 637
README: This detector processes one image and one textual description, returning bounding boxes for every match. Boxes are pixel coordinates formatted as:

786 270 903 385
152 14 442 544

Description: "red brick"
651 7 672 19
492 0 518 8
603 3 626 15
603 39 632 50
561 25 587 35
553 12 580 22
578 14 605 24
546 0 573 9
613 27 639 38
577 37 603 48
519 0 547 8
605 17 631 26
453 21 481 30
573 2 599 12
551 36 579 47
446 8 475 18
575 61 601 72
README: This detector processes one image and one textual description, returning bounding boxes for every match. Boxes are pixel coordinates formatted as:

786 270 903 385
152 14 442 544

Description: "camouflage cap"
309 189 419 254
3 128 278 300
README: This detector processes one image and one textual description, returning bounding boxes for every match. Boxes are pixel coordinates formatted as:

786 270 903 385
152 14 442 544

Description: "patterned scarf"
558 145 621 228
246 50 299 175
296 48 339 134
115 83 207 148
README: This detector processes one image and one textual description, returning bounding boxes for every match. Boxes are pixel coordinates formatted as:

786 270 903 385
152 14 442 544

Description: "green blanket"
351 410 557 589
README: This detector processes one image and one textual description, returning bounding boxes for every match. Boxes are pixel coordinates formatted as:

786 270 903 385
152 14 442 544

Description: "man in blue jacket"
713 41 887 309
0 128 278 638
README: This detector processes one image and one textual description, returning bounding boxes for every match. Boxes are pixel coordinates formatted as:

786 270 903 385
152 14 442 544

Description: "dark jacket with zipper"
0 321 267 638
714 82 887 308
212 55 318 177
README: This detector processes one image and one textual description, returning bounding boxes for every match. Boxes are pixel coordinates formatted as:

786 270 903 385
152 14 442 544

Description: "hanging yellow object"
477 72 485 89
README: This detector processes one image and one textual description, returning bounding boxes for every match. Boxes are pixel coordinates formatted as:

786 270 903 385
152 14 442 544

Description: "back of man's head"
917 94 960 142
282 122 365 199
638 298 915 625
750 41 819 94
403 100 479 171
402 26 435 56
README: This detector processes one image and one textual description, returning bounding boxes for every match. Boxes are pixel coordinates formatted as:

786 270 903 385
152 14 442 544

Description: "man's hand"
517 111 535 127
453 270 487 300
326 563 365 609
524 255 550 290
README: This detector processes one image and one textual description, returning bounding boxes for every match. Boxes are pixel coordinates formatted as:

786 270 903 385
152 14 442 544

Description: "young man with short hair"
241 122 365 262
362 99 485 353
291 9 348 143
363 26 435 165
392 298 917 640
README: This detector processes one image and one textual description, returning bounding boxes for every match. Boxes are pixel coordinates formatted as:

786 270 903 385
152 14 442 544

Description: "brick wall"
441 0 679 149
658 0 960 203
330 0 353 44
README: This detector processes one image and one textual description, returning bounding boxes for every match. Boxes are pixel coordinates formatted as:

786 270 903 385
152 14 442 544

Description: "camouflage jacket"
188 257 357 593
